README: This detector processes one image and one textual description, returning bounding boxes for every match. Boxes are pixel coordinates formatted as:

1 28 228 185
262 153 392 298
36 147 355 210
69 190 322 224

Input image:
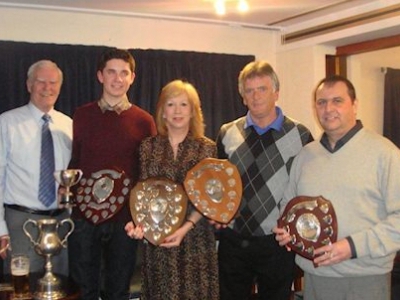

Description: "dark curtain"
0 41 254 139
383 68 400 148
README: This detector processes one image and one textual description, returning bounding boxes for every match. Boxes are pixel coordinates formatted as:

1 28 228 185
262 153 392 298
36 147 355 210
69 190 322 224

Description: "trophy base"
34 273 66 300
33 290 66 300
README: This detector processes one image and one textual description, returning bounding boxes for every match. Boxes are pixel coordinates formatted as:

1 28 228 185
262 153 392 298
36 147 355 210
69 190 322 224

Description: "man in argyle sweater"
216 61 313 300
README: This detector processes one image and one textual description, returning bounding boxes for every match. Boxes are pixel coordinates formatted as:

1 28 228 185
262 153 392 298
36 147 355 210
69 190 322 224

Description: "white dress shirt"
0 102 72 236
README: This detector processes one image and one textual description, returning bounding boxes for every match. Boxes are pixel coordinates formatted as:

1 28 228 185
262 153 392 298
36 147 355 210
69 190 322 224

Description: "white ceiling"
0 0 372 27
1 0 399 45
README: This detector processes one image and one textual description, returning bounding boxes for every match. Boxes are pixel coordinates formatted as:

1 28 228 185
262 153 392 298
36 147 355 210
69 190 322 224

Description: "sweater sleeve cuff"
346 236 357 259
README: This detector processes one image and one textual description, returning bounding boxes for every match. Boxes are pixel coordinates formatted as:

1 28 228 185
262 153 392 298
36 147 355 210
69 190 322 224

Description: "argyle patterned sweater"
216 115 313 237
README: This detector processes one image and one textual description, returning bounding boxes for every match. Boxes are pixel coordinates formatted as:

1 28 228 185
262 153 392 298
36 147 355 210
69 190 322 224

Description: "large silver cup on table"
54 169 83 207
23 218 74 300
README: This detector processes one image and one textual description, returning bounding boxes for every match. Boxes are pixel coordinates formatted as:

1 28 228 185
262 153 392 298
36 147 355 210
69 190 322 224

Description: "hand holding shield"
277 196 338 260
130 177 188 246
184 158 242 224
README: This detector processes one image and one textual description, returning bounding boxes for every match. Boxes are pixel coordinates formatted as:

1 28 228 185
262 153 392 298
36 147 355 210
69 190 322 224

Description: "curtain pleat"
0 41 254 139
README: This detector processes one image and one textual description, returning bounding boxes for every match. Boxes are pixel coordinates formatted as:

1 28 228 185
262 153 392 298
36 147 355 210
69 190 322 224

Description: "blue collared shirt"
244 106 284 135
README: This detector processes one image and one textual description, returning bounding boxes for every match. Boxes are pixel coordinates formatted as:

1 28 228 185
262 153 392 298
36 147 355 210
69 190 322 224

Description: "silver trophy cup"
23 218 74 300
54 169 83 207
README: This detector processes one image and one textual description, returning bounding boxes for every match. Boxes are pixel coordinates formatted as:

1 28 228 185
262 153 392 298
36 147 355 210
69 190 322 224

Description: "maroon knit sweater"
69 101 157 222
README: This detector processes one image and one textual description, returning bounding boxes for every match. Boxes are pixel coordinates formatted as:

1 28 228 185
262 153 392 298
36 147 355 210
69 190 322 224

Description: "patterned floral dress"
138 134 219 300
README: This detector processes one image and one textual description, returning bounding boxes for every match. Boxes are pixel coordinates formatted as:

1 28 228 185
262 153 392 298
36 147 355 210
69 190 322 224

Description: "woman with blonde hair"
126 79 219 299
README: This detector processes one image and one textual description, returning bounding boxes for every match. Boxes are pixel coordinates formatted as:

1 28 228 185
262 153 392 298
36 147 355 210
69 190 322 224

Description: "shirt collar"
244 106 284 135
320 120 363 153
98 97 131 115
28 101 55 123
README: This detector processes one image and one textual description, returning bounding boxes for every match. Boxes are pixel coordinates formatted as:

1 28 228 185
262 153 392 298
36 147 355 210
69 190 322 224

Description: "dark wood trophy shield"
76 168 131 224
278 196 338 260
184 158 242 224
130 177 188 246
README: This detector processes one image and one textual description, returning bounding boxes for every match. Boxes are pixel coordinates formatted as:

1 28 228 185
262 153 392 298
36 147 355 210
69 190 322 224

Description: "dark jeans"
218 229 295 300
68 219 138 300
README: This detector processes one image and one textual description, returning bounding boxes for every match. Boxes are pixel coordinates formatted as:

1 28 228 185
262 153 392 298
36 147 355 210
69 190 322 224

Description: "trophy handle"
23 219 39 246
58 218 75 248
72 170 83 185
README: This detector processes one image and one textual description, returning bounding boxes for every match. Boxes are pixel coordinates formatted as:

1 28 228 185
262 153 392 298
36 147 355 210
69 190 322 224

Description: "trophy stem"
59 190 75 207
43 255 57 282
33 255 66 300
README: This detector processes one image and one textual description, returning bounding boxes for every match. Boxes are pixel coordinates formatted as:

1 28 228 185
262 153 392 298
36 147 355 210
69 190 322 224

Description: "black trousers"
218 229 295 300
68 219 138 300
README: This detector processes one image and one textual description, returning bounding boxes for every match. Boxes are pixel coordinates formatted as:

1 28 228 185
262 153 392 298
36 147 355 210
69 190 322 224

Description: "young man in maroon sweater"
68 48 156 300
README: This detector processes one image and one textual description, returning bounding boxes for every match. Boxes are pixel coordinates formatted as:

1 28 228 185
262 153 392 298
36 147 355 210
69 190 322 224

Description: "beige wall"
348 46 400 135
0 7 277 59
276 45 400 138
276 45 336 138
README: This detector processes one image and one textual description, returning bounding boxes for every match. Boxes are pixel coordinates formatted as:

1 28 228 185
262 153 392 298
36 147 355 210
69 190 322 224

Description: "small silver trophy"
54 169 83 207
23 218 75 300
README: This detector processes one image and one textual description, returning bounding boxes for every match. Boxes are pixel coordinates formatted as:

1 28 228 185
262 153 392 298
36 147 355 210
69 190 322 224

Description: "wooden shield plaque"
184 158 242 224
76 168 131 224
278 196 338 260
130 177 188 246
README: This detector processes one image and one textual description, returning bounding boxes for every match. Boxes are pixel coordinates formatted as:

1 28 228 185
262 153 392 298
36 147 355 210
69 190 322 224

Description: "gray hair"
238 61 280 96
27 60 63 84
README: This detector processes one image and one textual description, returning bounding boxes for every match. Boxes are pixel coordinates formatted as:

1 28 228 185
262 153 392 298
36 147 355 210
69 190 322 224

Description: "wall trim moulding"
282 3 400 44
336 33 400 56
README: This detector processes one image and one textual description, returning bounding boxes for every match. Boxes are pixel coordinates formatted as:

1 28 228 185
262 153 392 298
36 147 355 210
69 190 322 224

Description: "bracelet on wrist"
186 219 196 229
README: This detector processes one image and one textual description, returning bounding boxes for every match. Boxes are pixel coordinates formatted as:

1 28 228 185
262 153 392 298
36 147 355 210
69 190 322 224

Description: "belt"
220 228 275 248
4 204 66 217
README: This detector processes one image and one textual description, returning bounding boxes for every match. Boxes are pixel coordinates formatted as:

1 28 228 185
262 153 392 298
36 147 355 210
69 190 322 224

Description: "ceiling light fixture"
237 0 249 13
212 0 249 16
215 0 226 15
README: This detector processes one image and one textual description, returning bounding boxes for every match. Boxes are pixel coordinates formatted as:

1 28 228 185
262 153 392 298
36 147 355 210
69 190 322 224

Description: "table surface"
0 273 80 300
